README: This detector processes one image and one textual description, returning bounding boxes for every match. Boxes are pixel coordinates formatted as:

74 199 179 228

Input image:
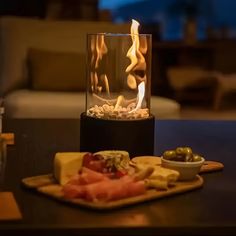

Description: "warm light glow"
126 19 147 111
136 81 145 110
127 74 137 89
114 95 124 111
125 19 139 74
88 19 149 119
90 72 99 92
130 81 145 112
139 36 148 54
126 19 146 74
95 34 107 69
90 36 95 67
90 34 108 94
101 74 110 96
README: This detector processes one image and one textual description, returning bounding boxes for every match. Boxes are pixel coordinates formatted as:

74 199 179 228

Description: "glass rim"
87 33 152 37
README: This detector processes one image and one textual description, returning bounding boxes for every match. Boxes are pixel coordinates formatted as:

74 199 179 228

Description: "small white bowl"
161 157 205 181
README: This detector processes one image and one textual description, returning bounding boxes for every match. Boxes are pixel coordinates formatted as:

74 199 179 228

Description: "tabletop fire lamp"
80 20 154 157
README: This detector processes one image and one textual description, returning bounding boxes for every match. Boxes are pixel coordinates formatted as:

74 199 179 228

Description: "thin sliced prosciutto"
63 183 86 199
62 168 147 202
84 176 146 202
66 167 109 185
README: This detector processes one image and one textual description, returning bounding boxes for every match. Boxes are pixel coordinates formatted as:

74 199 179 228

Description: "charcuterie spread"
22 147 223 210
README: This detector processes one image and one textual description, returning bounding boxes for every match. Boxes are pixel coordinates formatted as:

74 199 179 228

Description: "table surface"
0 119 236 236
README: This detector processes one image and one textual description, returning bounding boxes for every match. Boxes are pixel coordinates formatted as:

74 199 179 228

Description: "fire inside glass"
86 20 152 120
80 20 155 157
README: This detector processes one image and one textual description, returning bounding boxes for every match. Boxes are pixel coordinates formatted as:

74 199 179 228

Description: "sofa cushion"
4 89 180 119
167 66 216 90
28 48 86 91
0 17 130 96
4 90 86 118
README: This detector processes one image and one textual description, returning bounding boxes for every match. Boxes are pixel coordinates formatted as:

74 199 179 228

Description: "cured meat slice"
79 167 109 184
126 181 146 197
82 153 106 172
84 180 114 202
67 167 108 185
62 184 86 199
104 177 146 201
66 173 81 185
62 168 148 202
84 175 146 202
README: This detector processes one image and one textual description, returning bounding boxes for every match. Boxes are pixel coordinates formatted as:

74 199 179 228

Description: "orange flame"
126 19 146 75
95 34 107 69
130 81 145 113
137 81 145 109
101 74 110 95
90 19 148 117
125 19 139 74
91 34 109 94
126 19 147 112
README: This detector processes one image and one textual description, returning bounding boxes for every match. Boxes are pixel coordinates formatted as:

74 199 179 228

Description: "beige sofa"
0 17 180 119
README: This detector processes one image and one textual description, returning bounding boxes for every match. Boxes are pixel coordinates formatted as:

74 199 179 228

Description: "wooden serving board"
200 161 224 173
132 156 224 174
22 174 203 210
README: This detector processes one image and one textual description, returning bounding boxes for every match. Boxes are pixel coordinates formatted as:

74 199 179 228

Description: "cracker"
131 156 162 166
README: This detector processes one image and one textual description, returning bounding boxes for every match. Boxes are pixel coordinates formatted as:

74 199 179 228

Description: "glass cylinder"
86 33 152 120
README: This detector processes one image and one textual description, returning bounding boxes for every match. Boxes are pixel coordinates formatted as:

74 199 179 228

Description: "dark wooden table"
0 119 236 236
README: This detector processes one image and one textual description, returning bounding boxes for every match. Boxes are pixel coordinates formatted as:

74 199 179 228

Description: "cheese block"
54 152 87 185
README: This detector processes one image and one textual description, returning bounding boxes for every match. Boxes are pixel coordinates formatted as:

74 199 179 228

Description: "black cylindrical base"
80 113 155 158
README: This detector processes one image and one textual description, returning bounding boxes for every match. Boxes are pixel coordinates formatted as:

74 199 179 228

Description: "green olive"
185 153 193 162
173 154 185 162
183 147 193 156
192 154 202 162
163 147 202 163
163 150 176 160
176 147 185 155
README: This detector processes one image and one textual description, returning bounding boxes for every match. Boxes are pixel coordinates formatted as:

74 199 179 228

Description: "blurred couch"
0 16 180 118
167 66 217 103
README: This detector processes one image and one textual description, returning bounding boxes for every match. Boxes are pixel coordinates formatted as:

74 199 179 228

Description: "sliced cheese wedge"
145 179 169 190
150 166 180 183
134 164 179 189
54 152 87 185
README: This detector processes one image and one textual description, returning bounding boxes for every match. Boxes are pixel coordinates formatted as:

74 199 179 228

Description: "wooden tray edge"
22 174 204 210
200 161 224 173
